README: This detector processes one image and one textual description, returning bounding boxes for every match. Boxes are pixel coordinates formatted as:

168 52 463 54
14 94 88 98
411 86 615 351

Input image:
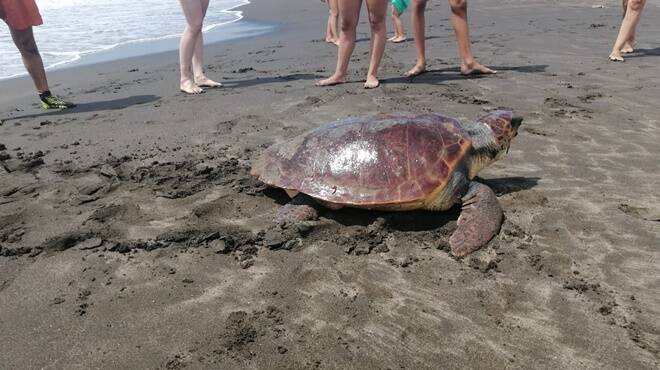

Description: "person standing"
0 0 75 109
388 0 407 43
405 0 495 77
322 0 340 45
317 0 389 89
179 0 223 94
609 0 646 61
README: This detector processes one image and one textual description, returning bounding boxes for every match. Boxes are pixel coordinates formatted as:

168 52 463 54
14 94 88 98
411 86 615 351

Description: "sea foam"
0 0 250 79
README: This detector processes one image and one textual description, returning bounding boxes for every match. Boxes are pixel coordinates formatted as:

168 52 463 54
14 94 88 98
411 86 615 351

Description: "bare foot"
364 76 380 89
195 76 223 88
404 63 426 77
316 74 346 87
387 36 406 43
180 80 204 94
609 53 624 62
326 38 339 46
460 62 496 76
621 41 636 54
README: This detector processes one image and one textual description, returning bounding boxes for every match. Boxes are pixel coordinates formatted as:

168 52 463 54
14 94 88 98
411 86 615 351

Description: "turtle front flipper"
275 194 320 225
449 181 503 257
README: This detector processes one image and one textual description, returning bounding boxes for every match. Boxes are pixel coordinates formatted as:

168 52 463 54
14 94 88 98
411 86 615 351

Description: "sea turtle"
251 110 523 256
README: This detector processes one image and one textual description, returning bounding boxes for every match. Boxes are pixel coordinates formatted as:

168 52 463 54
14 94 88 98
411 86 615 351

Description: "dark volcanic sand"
1 0 659 368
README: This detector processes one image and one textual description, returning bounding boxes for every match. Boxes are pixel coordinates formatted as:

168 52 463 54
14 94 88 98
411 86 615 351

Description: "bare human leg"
620 0 637 53
364 0 387 88
191 0 222 88
449 0 495 75
388 6 406 43
610 0 646 61
324 0 332 42
9 26 75 109
325 0 340 45
316 0 362 86
405 0 427 77
179 0 205 94
9 26 48 93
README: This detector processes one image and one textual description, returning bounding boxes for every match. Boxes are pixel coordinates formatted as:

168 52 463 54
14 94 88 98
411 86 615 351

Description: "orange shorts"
0 0 43 30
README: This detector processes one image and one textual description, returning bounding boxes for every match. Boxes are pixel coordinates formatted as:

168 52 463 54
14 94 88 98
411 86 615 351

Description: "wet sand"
1 0 659 368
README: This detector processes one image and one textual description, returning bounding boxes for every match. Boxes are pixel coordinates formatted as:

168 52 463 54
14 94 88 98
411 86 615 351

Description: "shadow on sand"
209 64 548 90
222 73 320 89
3 95 161 121
356 35 444 44
263 176 540 232
478 176 541 196
382 64 549 85
624 47 660 58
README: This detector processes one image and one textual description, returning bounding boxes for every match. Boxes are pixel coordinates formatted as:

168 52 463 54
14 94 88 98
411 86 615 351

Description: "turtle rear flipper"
449 182 503 257
275 194 320 225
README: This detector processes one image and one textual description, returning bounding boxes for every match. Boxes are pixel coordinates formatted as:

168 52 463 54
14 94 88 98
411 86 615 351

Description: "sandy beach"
1 0 659 368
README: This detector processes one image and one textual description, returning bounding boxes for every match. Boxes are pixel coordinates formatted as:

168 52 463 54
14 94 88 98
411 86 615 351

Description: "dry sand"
1 0 659 368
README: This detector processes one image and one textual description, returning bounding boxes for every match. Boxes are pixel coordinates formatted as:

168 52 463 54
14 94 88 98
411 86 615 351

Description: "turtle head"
465 110 523 177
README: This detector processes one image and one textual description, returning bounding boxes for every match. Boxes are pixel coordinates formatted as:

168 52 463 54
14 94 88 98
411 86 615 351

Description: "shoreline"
0 0 267 81
0 0 280 104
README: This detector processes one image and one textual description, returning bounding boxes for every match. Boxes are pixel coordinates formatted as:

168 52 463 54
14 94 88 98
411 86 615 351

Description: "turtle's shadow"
264 187 457 231
476 176 541 196
263 176 539 232
325 207 461 232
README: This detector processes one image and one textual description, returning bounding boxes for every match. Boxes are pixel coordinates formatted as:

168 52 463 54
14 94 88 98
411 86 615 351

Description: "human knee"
186 20 204 34
14 34 39 56
628 0 644 11
449 0 467 13
368 13 385 31
340 18 358 34
411 0 427 12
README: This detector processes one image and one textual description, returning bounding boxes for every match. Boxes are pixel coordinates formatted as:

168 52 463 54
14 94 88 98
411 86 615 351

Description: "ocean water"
0 0 251 79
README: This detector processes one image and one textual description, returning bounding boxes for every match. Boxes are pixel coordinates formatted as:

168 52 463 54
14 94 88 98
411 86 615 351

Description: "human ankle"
38 90 52 100
332 72 346 80
462 59 477 69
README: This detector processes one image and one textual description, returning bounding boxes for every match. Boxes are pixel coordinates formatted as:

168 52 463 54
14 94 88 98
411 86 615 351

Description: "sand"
1 0 659 368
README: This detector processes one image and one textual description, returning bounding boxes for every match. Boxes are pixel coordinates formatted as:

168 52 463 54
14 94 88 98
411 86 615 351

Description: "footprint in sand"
618 204 660 222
